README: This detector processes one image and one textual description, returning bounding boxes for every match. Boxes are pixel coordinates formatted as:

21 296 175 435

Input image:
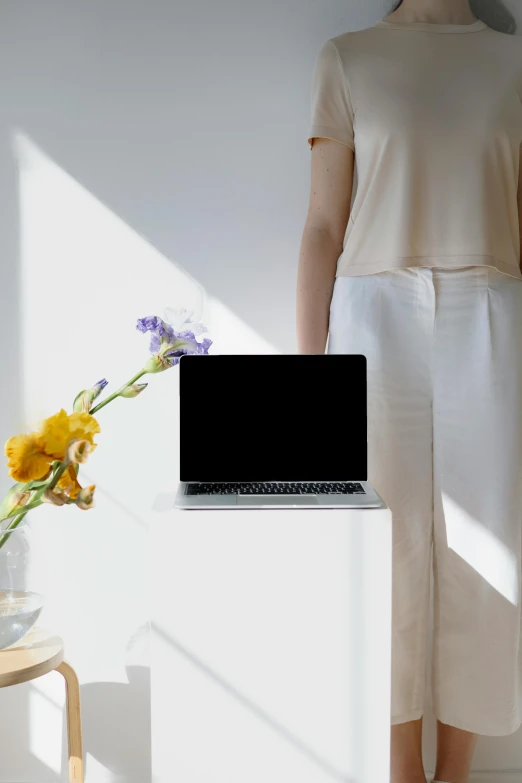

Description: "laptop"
174 354 386 509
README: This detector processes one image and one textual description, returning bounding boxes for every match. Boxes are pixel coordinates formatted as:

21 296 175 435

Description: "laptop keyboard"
186 482 365 496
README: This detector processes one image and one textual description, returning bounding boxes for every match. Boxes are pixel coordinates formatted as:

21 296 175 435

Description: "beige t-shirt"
308 19 522 279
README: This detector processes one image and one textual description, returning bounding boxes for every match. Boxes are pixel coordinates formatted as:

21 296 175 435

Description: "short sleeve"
308 39 355 152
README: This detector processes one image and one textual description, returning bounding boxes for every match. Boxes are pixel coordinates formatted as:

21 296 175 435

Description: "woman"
296 1 522 782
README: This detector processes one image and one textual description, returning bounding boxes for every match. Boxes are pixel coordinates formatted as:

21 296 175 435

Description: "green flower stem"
0 510 29 551
46 459 71 493
0 459 72 552
90 369 147 415
3 498 44 518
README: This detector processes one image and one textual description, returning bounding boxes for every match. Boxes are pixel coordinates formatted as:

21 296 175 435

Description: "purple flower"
137 308 212 372
136 316 174 354
136 316 161 333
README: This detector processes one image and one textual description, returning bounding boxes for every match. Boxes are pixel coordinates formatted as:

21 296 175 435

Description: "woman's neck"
384 0 477 25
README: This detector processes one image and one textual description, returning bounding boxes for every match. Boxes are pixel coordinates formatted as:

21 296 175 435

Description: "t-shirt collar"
375 19 487 34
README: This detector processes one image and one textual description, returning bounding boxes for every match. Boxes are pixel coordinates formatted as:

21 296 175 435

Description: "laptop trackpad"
239 496 319 506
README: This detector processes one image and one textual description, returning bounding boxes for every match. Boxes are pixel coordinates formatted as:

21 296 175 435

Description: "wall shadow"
80 665 151 783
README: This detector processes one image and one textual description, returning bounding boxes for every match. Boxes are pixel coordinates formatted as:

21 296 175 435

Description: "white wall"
0 0 521 780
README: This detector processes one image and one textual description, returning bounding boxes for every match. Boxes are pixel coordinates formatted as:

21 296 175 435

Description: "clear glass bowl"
0 517 44 649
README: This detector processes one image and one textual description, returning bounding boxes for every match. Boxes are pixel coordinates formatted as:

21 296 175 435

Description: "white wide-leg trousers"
328 266 522 735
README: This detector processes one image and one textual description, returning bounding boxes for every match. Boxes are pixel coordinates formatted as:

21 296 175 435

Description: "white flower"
163 307 207 337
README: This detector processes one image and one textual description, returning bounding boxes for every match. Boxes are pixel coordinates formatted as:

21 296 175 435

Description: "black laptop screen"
179 354 367 483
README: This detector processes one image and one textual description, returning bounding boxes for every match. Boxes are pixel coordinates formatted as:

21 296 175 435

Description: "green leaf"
26 479 50 490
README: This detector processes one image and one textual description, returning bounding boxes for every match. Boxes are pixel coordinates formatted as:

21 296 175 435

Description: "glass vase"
0 517 44 649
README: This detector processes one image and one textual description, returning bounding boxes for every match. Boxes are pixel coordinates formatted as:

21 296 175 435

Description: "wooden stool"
0 627 83 782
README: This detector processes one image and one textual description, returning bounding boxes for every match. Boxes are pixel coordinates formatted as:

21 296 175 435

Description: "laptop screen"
179 354 367 483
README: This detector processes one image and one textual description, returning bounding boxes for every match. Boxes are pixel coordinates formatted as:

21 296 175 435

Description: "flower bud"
143 354 168 374
0 485 34 520
66 439 91 464
11 491 31 508
76 484 96 510
73 391 86 413
43 487 69 506
73 379 108 413
120 383 148 399
4 490 32 515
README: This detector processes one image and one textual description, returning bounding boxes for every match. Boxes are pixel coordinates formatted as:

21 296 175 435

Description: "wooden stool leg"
56 661 84 783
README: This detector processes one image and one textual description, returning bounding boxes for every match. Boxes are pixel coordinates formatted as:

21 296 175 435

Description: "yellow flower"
38 410 100 461
5 409 100 483
57 465 83 500
5 434 53 483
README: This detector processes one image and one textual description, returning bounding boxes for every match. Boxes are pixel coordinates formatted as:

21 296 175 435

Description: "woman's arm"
296 137 355 354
